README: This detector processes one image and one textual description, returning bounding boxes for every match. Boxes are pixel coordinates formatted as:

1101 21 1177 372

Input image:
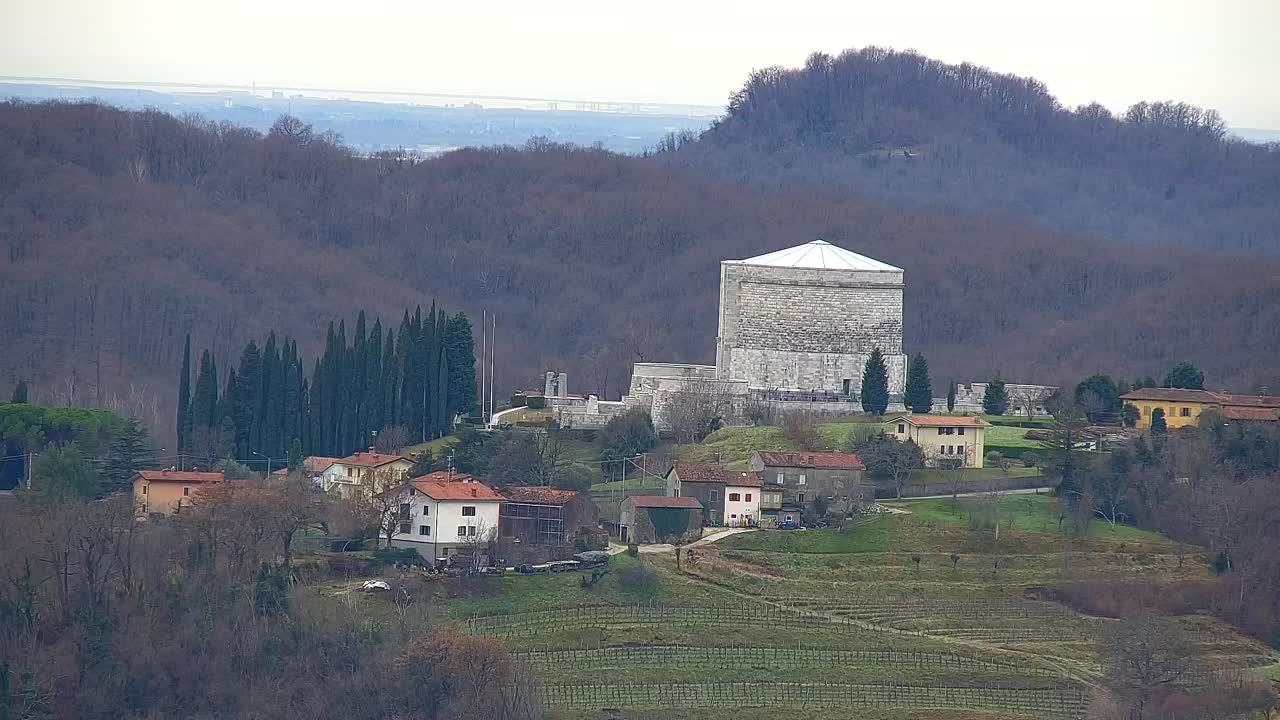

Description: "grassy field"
982 424 1044 449
674 425 795 467
909 466 1043 486
402 433 459 458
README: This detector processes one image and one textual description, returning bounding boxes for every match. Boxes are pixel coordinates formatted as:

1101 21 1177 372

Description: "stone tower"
715 239 908 397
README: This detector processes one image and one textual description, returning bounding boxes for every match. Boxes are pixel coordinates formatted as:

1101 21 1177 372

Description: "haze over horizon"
3 0 1278 128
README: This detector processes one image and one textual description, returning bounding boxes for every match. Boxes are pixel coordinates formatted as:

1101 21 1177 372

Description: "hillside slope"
1 101 1278 439
670 47 1280 255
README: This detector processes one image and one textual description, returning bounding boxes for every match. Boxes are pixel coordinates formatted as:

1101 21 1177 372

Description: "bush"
373 547 425 566
1021 451 1040 468
985 451 1004 466
626 543 639 557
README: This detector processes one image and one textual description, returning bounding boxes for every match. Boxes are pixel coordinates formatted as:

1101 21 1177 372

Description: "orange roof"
726 470 763 487
332 452 411 468
410 478 505 501
755 451 865 470
1214 393 1280 409
627 495 702 509
895 415 991 428
670 462 728 483
504 486 580 505
133 470 224 484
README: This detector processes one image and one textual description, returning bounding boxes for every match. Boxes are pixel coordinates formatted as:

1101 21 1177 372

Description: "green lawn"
900 496 1174 545
675 426 795 467
909 466 1043 486
403 434 460 457
983 424 1044 449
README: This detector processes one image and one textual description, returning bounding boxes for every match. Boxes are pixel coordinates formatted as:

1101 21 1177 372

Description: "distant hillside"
1 100 1278 441
669 47 1280 255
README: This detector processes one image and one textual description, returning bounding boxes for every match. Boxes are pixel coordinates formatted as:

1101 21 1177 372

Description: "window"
142 485 148 495
729 493 741 502
798 493 806 504
468 526 477 537
458 526 468 537
399 522 411 534
346 467 353 477
731 514 738 519
419 525 430 536
798 474 806 486
183 487 190 496
745 494 752 502
710 488 718 502
461 506 476 516
946 427 955 435
1180 407 1191 417
897 423 905 433
937 428 945 435
958 427 965 436
775 472 784 484
421 505 429 516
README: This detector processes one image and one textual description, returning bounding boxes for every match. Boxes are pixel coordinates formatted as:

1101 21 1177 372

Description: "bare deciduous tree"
666 381 737 445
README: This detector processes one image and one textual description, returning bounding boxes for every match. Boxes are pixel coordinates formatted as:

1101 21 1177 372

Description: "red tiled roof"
272 456 342 475
725 470 763 487
504 486 580 505
410 478 505 502
754 451 865 470
1120 388 1218 403
1220 406 1280 422
133 470 224 484
894 415 990 428
627 495 702 509
334 452 411 468
410 471 481 484
670 462 727 483
1214 393 1280 409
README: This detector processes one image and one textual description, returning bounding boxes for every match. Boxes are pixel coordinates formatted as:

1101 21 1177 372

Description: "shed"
619 495 703 544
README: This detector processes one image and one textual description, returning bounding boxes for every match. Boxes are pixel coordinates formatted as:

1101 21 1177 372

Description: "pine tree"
946 380 956 412
904 353 933 414
288 438 304 472
10 380 28 403
983 376 1008 416
860 348 889 416
177 334 192 452
366 318 384 435
105 418 151 490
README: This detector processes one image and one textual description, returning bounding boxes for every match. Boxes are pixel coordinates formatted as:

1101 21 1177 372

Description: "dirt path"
636 527 757 554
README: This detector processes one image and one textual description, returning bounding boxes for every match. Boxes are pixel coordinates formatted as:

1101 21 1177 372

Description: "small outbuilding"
619 495 703 544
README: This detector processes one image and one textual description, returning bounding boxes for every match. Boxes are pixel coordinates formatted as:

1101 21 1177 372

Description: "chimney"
368 446 376 453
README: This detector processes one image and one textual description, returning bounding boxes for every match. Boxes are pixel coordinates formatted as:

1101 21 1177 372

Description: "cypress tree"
383 328 399 432
444 312 478 421
299 375 312 455
10 379 28 403
366 318 384 435
353 311 368 449
177 334 192 452
235 341 262 458
310 358 325 454
860 347 889 416
397 311 414 432
904 353 933 414
191 349 219 436
946 380 956 412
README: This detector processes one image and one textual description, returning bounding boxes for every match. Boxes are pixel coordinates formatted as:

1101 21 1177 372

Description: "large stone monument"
716 239 907 397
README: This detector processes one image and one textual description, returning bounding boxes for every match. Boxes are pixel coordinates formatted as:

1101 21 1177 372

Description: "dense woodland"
672 46 1280 254
2 49 1280 446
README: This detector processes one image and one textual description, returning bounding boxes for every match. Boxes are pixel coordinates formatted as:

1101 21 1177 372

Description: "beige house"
132 470 225 515
888 415 990 468
319 451 414 498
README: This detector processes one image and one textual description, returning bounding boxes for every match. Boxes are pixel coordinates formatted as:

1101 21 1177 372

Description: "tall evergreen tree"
353 311 368 449
946 380 956 412
383 328 398 433
234 341 262 458
904 353 932 414
10 380 28 403
1163 362 1205 390
191 350 218 432
177 334 192 452
365 318 384 435
105 418 150 490
983 376 1009 416
860 347 890 415
444 312 479 421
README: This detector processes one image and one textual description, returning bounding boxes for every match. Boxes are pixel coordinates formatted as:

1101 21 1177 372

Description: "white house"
319 451 414 498
722 470 762 527
389 471 505 561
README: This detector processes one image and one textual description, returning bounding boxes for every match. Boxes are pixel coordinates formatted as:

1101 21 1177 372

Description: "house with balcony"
318 451 414 498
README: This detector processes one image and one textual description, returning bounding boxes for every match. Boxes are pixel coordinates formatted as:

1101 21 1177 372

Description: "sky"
2 0 1278 127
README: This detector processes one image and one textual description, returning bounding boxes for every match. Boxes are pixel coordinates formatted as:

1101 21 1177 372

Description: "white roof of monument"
729 239 901 272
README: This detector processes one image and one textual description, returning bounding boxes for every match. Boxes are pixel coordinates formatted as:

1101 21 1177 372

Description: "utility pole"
26 451 35 490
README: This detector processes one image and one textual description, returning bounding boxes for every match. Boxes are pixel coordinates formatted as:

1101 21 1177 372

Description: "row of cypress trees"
176 304 477 463
860 348 934 415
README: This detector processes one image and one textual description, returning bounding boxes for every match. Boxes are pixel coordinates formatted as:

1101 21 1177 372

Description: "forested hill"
1 100 1278 443
668 47 1280 255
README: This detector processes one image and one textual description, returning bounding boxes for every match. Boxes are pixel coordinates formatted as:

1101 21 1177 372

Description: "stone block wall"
716 262 906 396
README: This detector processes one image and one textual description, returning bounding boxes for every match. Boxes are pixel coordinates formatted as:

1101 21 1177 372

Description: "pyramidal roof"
730 239 901 272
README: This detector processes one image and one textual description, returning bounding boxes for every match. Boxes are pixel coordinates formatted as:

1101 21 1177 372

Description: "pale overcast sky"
3 0 1278 127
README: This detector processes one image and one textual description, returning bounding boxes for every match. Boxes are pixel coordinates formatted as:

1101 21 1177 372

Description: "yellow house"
887 415 990 468
132 469 225 515
1121 388 1280 429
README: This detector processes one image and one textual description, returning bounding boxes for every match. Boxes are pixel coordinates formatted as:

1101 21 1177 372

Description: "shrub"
616 561 659 598
626 543 639 557
374 547 426 566
1021 451 1040 468
985 451 1004 466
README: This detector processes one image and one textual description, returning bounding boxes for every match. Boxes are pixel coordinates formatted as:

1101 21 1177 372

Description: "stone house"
619 495 703 544
664 462 762 527
132 470 225 515
749 451 867 520
888 415 989 468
